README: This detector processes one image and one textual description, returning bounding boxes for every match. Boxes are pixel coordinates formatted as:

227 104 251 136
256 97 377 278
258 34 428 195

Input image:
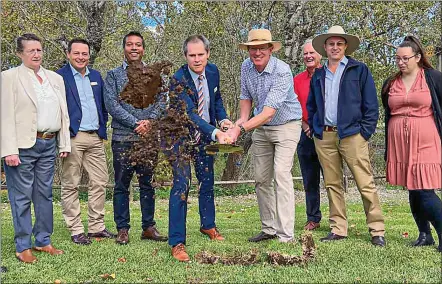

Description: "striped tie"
195 74 205 143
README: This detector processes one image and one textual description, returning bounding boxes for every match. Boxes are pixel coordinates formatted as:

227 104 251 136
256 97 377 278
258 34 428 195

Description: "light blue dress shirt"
324 56 348 126
70 64 99 131
188 67 219 141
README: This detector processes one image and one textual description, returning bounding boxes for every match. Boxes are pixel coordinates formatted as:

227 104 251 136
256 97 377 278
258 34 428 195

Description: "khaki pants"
61 132 108 235
252 120 301 241
314 132 385 237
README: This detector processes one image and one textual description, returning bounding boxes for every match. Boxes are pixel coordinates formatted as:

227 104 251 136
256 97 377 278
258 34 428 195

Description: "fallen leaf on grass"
118 257 126 263
402 232 409 238
100 273 116 280
145 278 153 282
54 280 61 284
94 238 103 242
350 224 356 228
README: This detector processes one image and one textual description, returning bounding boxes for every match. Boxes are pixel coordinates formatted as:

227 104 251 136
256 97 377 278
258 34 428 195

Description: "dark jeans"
4 138 56 252
409 190 442 238
166 140 216 246
297 131 322 223
112 141 157 231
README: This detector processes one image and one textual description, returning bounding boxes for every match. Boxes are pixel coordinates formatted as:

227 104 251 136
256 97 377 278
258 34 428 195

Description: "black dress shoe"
248 232 277 242
320 233 347 242
88 228 116 239
71 233 92 245
371 236 386 247
412 232 435 246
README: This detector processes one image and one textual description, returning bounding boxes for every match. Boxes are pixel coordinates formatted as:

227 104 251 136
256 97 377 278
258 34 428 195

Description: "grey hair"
182 35 210 56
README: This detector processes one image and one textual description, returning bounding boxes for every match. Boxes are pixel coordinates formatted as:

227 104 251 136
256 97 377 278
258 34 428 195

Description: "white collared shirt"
26 66 62 132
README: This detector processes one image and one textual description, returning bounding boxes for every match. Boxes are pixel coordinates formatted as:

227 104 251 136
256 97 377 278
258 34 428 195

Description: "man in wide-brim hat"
306 25 386 247
228 29 303 243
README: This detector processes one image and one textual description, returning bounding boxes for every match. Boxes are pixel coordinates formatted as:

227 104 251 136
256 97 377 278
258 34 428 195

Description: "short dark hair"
123 31 145 49
67 38 90 53
183 35 210 56
16 33 42 53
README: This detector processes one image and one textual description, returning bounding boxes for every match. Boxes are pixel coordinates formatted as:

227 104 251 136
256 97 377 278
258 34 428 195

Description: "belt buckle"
42 132 52 139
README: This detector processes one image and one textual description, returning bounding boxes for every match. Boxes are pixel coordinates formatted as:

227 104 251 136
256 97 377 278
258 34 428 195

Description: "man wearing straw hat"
307 25 386 246
228 29 302 243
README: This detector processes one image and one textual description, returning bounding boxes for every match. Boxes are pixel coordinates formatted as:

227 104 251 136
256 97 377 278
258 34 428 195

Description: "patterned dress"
386 69 442 189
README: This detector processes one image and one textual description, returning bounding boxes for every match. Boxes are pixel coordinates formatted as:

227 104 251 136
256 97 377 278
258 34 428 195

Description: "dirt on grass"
195 232 316 266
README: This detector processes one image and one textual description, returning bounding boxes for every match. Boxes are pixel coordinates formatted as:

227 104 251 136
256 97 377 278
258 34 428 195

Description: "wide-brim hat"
239 29 282 52
312 25 360 57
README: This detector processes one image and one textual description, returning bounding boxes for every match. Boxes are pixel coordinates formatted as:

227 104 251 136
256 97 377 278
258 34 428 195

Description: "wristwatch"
239 125 246 136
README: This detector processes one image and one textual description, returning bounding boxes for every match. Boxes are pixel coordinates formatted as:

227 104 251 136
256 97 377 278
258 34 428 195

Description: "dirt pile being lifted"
119 60 194 169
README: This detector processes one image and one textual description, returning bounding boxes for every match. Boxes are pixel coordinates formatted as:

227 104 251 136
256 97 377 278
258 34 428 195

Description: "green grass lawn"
1 193 441 283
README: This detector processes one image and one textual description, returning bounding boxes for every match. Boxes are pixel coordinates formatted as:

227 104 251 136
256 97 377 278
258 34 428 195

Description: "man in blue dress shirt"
307 26 385 247
57 38 115 245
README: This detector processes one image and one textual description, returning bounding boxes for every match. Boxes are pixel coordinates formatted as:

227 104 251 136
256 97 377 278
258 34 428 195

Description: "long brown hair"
381 35 433 107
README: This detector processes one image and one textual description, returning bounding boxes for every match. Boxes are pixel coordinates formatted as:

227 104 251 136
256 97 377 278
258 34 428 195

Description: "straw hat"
312 25 360 57
239 29 282 52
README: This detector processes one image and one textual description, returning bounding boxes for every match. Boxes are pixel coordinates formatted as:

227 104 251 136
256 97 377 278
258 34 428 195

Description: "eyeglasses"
248 45 272 53
395 54 417 63
23 49 43 56
326 41 346 48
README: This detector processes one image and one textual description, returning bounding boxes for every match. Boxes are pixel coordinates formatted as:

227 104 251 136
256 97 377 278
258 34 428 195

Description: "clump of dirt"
267 233 316 266
195 233 316 266
195 249 260 266
120 61 195 170
120 60 172 109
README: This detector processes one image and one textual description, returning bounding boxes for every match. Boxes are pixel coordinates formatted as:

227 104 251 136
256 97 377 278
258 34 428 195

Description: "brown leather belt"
79 130 97 134
36 132 56 139
323 125 338 132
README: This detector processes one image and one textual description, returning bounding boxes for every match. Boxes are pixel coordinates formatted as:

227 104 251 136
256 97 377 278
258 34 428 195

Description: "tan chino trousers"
61 131 108 235
314 132 385 237
252 120 301 241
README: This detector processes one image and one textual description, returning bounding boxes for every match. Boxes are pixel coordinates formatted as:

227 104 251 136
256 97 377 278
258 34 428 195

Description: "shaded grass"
1 194 441 283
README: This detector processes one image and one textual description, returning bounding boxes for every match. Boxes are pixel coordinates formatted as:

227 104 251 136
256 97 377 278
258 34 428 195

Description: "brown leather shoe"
304 221 320 231
200 227 225 241
116 229 129 245
15 249 37 263
141 226 168 242
33 244 64 255
171 243 190 262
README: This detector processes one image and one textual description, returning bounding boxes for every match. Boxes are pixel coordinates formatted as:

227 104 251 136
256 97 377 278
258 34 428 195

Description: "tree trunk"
283 1 328 72
77 1 107 66
221 131 253 182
